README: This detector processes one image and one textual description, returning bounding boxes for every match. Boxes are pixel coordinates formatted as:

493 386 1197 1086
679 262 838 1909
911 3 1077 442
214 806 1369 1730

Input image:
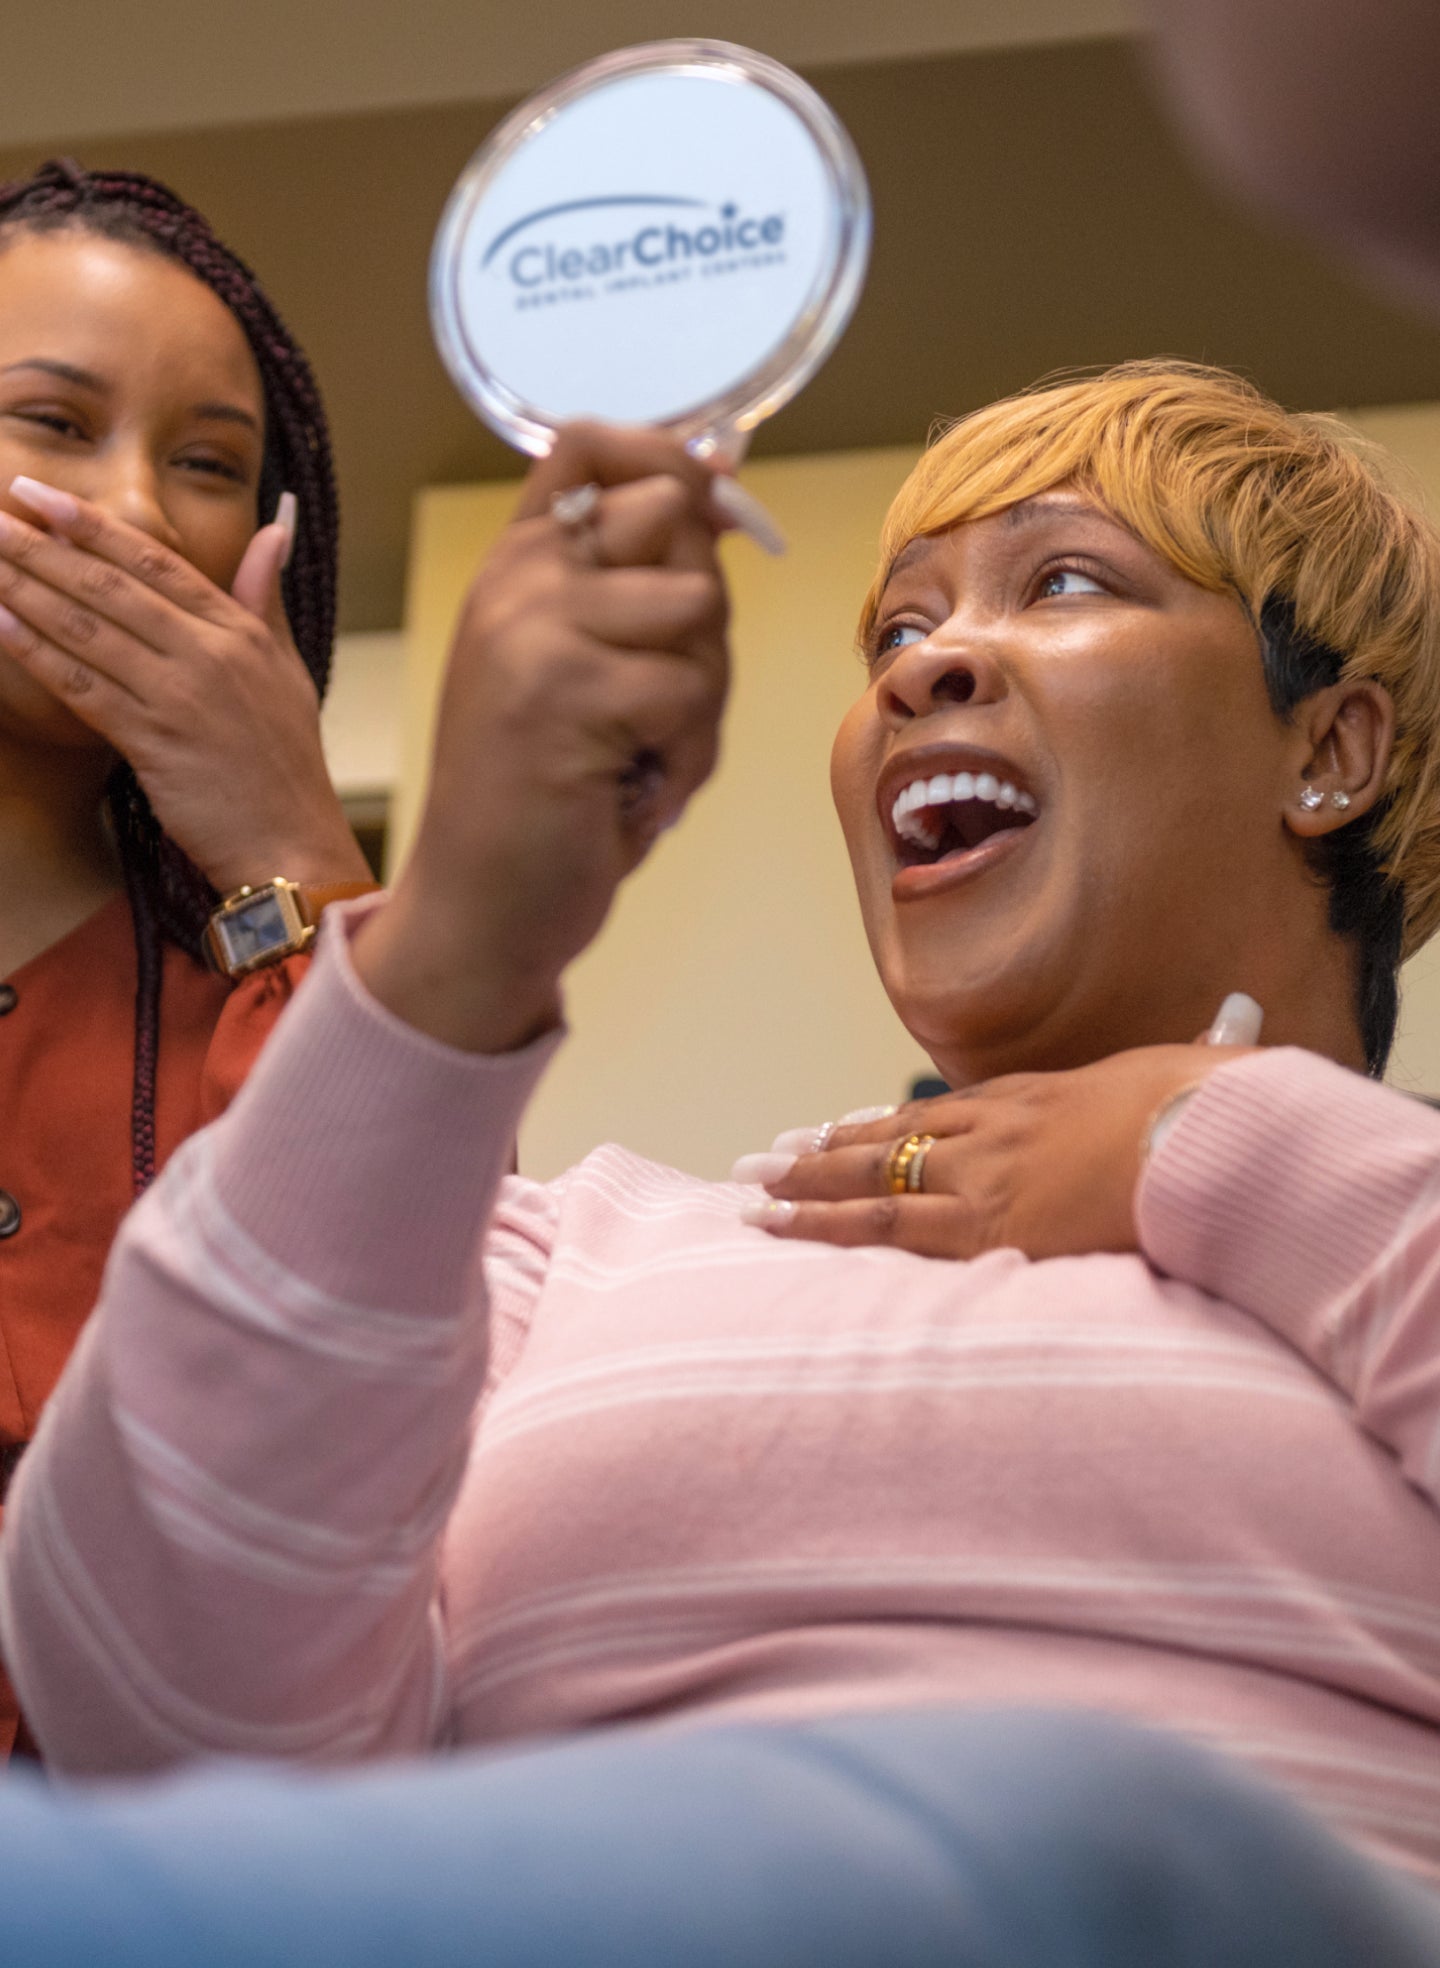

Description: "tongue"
941 798 1025 854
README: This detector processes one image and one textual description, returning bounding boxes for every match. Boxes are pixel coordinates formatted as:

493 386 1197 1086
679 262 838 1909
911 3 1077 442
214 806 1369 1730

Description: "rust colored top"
0 893 308 1757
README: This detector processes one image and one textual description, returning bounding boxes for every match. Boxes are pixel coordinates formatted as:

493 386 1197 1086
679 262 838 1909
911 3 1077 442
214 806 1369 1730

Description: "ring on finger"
549 481 606 564
883 1132 936 1195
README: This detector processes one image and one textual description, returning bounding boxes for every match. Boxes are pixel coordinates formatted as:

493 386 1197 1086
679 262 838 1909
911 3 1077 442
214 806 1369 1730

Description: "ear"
1283 679 1396 841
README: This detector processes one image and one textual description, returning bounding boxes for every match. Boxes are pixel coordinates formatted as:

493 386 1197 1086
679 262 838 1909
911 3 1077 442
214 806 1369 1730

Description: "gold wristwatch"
205 878 381 978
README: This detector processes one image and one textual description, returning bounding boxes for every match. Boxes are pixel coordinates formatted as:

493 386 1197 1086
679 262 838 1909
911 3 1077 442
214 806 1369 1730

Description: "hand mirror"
429 39 871 468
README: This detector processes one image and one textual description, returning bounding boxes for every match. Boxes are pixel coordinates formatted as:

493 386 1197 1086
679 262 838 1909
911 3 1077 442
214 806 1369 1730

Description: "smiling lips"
887 769 1039 868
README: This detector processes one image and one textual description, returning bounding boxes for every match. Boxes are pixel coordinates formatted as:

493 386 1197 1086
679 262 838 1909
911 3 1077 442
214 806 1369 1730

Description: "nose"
877 629 1008 728
88 447 184 551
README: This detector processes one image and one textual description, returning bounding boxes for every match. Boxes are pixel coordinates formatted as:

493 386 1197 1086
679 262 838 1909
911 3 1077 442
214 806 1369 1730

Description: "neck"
924 876 1371 1088
0 733 122 976
1237 929 1371 1072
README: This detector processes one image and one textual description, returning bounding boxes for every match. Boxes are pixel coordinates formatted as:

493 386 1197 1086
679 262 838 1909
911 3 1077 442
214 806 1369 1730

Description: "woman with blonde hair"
5 362 1440 1964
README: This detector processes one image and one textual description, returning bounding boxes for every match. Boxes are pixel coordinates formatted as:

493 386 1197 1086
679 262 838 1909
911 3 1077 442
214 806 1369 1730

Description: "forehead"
884 493 1138 584
0 229 261 405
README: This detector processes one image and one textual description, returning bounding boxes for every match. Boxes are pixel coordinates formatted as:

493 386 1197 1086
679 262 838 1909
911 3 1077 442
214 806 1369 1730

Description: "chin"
879 916 1100 1082
0 658 110 753
0 697 111 755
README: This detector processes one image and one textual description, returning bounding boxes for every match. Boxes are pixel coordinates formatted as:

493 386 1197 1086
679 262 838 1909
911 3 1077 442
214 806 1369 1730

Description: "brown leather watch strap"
295 880 383 927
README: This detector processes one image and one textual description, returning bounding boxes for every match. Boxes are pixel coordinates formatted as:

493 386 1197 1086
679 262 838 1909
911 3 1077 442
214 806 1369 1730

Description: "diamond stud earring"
1331 790 1352 811
1300 786 1324 811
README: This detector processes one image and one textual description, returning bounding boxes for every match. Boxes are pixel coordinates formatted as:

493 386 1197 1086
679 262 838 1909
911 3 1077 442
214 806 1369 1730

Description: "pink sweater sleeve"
0 900 559 1774
1139 1046 1440 1503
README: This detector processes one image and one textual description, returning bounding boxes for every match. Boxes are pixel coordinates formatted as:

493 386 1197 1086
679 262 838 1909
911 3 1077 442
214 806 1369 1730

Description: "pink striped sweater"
5 903 1440 1884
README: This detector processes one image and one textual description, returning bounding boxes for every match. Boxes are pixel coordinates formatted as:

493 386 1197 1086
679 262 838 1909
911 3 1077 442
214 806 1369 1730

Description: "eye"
872 620 929 661
7 406 88 441
174 449 248 484
1035 565 1106 600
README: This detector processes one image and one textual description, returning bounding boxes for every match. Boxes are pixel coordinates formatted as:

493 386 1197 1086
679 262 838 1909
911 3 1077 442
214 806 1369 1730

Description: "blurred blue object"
3 1707 1440 1966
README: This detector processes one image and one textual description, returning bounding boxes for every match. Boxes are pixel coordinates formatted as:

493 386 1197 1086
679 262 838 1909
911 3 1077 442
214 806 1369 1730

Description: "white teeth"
889 767 1040 846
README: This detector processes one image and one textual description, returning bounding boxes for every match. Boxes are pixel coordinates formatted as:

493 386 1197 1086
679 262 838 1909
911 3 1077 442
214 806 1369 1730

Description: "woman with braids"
0 161 374 1758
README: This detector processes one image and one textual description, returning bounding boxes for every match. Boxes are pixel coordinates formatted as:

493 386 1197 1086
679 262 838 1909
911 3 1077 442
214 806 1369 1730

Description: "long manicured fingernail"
1207 993 1264 1046
10 476 78 524
840 1104 897 1125
739 1195 797 1228
731 1151 797 1185
0 602 21 635
769 1125 828 1156
274 489 297 568
709 477 786 556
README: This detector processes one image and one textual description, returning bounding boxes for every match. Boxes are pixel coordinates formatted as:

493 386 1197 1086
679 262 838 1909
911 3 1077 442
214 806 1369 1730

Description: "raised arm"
0 426 730 1773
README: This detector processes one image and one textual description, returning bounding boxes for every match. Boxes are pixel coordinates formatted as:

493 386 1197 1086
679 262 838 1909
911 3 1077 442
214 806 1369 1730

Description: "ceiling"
3 18 1439 633
0 1 1133 141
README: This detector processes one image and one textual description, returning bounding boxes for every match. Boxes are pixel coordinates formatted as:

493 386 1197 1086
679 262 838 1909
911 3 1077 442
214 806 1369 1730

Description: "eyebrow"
0 361 259 433
886 536 934 580
1003 493 1111 528
2 358 105 390
189 401 261 433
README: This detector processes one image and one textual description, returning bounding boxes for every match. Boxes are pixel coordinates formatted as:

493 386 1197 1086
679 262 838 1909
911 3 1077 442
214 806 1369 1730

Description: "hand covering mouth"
884 764 1039 869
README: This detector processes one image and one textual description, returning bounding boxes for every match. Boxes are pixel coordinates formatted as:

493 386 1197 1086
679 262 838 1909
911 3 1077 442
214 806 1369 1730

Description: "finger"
820 1069 1056 1155
1204 993 1264 1046
752 1141 898 1202
526 631 723 778
230 510 294 641
765 1107 899 1157
740 1193 976 1257
0 558 155 699
0 598 140 731
0 507 210 659
824 1095 986 1158
571 566 727 654
515 423 719 524
582 474 720 573
596 651 725 811
5 479 234 626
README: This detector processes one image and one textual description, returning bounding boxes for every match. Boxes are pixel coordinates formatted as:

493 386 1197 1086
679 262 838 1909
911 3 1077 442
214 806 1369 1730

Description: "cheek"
829 695 880 850
1045 645 1275 879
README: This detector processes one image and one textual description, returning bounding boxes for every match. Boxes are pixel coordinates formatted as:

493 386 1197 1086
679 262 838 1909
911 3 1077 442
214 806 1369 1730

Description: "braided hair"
0 159 339 1192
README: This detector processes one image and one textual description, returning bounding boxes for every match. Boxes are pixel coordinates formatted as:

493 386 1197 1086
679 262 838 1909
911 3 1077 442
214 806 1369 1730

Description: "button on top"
0 984 16 1015
0 1191 20 1238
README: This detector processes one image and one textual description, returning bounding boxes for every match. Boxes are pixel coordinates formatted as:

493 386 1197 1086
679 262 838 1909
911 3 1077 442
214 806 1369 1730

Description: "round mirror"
430 39 871 456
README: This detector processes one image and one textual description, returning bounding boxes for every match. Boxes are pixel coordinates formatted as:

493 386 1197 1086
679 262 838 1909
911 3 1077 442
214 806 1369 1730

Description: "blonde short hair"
860 360 1440 960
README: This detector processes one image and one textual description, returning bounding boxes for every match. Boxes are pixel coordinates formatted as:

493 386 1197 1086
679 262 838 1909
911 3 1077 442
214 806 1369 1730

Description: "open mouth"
887 768 1039 870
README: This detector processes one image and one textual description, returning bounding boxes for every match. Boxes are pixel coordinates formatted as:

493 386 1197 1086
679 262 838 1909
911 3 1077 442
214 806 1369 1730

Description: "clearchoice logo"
483 194 787 289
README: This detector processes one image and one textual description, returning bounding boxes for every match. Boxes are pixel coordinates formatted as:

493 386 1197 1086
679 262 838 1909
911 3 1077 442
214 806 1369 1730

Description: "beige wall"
321 632 405 799
1342 405 1440 1096
393 450 931 1181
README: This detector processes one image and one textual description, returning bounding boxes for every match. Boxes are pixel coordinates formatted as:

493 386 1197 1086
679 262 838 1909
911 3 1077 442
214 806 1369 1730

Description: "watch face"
215 889 295 970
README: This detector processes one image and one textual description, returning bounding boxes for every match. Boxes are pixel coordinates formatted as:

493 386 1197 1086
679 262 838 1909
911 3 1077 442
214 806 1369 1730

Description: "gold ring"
883 1132 935 1195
